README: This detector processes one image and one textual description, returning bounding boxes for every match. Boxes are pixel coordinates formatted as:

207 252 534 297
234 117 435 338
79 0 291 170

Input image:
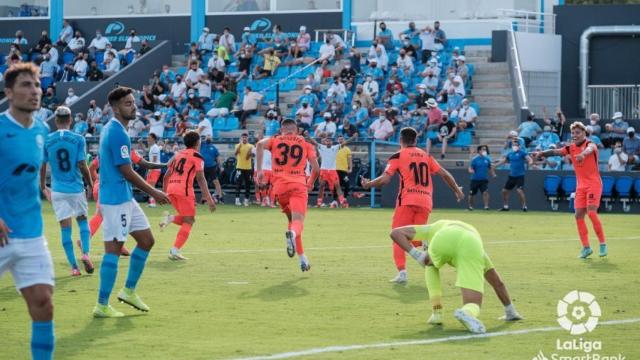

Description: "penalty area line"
229 317 640 360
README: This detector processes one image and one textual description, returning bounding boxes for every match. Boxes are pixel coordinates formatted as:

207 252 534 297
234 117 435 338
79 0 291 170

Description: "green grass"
1 204 639 360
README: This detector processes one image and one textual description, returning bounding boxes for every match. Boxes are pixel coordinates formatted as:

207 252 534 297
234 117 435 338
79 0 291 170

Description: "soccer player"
40 106 94 276
252 133 275 207
361 127 464 284
256 119 320 271
390 220 523 333
160 131 216 260
146 133 162 207
533 122 607 258
235 133 254 207
93 86 170 318
87 147 165 256
495 140 533 211
468 145 495 211
310 136 350 208
0 63 55 359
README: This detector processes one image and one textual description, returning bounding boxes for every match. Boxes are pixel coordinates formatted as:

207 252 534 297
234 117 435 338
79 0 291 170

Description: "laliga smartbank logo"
533 291 625 360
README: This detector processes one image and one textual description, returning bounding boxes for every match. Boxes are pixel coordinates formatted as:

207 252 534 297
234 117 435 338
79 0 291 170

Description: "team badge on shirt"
120 145 130 159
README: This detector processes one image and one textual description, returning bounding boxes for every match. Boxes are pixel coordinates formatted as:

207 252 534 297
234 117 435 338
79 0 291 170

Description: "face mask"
206 138 212 144
163 69 169 74
304 89 311 94
352 105 358 110
269 104 275 109
345 65 350 69
615 119 622 123
590 120 597 125
68 92 74 96
630 132 636 138
177 78 182 83
403 41 410 46
380 26 386 30
366 78 372 82
480 150 487 156
393 90 399 95
513 146 520 152
331 105 337 110
614 147 622 154
463 104 469 109
418 89 425 94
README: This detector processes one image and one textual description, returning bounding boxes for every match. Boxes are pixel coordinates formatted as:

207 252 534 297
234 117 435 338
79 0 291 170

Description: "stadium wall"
555 4 640 119
381 169 640 214
0 18 49 52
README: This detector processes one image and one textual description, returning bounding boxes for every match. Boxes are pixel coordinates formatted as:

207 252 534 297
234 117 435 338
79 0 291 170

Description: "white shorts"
0 237 55 291
51 191 88 221
101 199 150 242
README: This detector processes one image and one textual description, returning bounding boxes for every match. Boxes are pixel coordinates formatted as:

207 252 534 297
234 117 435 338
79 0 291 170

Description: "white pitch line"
230 317 640 360
177 236 640 256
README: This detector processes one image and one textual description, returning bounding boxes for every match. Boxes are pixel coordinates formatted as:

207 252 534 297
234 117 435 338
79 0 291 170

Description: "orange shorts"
574 185 602 209
169 193 196 216
274 182 308 215
319 170 339 189
392 205 430 228
147 169 161 186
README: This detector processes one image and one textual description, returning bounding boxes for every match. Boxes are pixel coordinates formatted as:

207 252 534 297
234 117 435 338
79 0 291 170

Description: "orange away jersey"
166 149 204 198
385 146 441 210
560 140 601 187
265 134 316 185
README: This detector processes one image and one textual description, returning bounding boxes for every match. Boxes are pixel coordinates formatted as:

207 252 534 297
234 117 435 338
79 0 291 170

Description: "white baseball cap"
243 26 250 31
323 112 332 118
627 127 635 133
612 111 623 119
509 130 518 137
457 55 466 62
153 111 161 117
203 27 210 32
300 26 306 31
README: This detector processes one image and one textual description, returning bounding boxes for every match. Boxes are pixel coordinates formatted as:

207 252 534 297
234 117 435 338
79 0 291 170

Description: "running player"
252 133 275 207
87 147 165 256
389 220 523 333
309 136 350 208
160 131 216 260
93 86 170 318
0 63 55 359
256 119 320 271
361 127 465 284
533 122 607 258
41 106 94 276
146 133 162 207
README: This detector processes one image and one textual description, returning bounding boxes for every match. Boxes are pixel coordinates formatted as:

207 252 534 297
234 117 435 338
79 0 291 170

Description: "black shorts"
258 68 272 77
204 166 219 182
504 176 525 190
469 180 489 195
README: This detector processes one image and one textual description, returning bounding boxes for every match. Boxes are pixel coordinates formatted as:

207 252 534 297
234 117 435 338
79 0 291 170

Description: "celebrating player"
87 148 166 257
41 106 94 276
533 122 607 258
390 220 523 333
361 127 465 284
160 131 216 260
256 118 320 272
0 63 56 359
146 133 163 207
309 136 351 208
93 87 170 318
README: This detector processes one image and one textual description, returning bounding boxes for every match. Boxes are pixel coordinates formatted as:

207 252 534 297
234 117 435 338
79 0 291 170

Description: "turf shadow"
586 259 619 272
242 278 310 302
55 315 138 358
360 284 426 304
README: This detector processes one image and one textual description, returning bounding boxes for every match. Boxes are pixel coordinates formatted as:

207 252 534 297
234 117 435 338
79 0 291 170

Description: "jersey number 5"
409 162 429 186
275 143 303 166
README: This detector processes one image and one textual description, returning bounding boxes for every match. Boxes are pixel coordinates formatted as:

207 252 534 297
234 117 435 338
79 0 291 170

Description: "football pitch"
1 204 639 360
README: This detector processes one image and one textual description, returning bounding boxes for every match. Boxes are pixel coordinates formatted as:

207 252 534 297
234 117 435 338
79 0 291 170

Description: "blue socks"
77 218 90 255
60 226 77 269
98 253 119 305
125 247 149 289
31 321 54 360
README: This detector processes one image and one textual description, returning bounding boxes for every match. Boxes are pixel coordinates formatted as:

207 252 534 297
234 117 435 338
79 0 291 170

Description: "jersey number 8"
56 148 71 172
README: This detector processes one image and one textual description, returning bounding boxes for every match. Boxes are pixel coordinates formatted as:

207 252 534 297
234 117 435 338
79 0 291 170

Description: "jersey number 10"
409 162 429 186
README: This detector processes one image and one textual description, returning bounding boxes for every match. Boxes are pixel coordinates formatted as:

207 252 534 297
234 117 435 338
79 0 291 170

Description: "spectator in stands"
185 61 204 89
339 117 359 138
608 141 628 171
396 48 414 76
207 53 226 75
298 85 319 110
87 100 102 124
145 111 163 139
319 38 336 62
419 26 437 63
290 26 311 58
235 133 254 207
5 44 21 63
352 84 373 110
170 75 187 100
606 112 630 148
433 21 447 49
420 70 438 99
66 31 84 55
329 33 346 59
414 84 431 108
196 113 213 138
586 126 604 148
505 130 525 151
71 52 89 81
339 63 357 90
316 112 337 138
198 27 215 53
327 76 347 105
88 30 110 59
468 145 495 211
296 100 314 132
72 113 88 135
440 71 465 100
377 22 394 50
536 125 560 150
232 45 253 81
57 19 73 47
391 84 411 110
86 60 103 81
254 48 281 80
139 85 155 112
241 27 258 49
13 30 28 50
174 114 190 137
539 144 562 170
39 53 57 80
31 30 51 58
362 75 379 102
400 35 418 62
589 113 602 136
516 113 542 147
623 127 640 164
121 29 141 55
495 140 533 211
445 86 462 112
422 57 441 78
103 42 118 59
369 115 394 141
195 74 212 102
456 56 469 83
219 27 236 55
542 106 568 140
238 86 263 129
425 98 443 131
399 22 420 47
64 88 79 106
42 87 59 110
160 64 176 84
213 85 237 112
427 113 456 159
127 113 146 137
103 52 120 77
139 40 152 55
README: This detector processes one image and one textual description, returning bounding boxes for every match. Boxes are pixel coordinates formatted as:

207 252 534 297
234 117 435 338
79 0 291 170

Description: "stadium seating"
615 176 633 212
561 175 576 201
634 178 640 201
543 175 561 210
601 176 616 211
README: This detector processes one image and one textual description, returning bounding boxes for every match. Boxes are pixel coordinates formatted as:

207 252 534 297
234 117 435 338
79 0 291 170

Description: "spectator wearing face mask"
295 100 314 132
421 70 438 98
57 19 74 47
327 77 347 104
400 36 418 61
65 88 79 106
515 113 542 147
588 113 601 136
339 117 359 138
363 75 380 100
297 85 319 110
369 115 394 140
542 106 568 140
198 27 216 53
39 53 58 79
468 145 495 211
88 30 110 58
391 85 411 110
87 61 104 81
351 85 373 110
504 130 526 153
315 112 337 138
608 141 628 171
622 127 640 164
319 38 336 62
541 144 562 170
219 27 236 55
396 48 414 75
290 26 310 58
495 141 533 211
348 101 369 129
452 99 479 129
261 110 281 137
425 99 443 131
445 87 462 112
363 58 384 83
120 29 140 55
536 125 560 150
328 33 346 59
585 125 604 148
606 112 629 147
170 75 187 100
414 84 432 108
72 113 88 135
67 31 85 54
427 113 456 159
87 99 102 124
103 53 120 77
419 26 437 64
377 22 394 50
340 63 357 90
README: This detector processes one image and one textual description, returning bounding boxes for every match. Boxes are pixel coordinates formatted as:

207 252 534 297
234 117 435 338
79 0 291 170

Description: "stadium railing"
586 85 640 120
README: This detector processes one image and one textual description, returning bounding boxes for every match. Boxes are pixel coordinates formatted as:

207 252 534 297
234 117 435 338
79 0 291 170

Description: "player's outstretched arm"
533 148 561 159
195 170 216 212
137 158 167 170
361 173 391 189
118 164 170 204
436 168 464 202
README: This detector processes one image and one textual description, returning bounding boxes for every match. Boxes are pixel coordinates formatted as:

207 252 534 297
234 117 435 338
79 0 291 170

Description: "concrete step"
475 129 514 137
473 73 510 82
474 101 513 109
472 94 512 103
464 56 489 64
465 48 492 57
473 65 509 75
473 62 510 72
474 81 511 89
478 107 515 116
471 87 512 96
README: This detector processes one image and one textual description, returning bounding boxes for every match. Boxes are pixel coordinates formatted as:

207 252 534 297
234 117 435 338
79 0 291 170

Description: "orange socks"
587 211 606 244
290 219 304 255
173 223 192 250
393 242 407 271
576 218 590 247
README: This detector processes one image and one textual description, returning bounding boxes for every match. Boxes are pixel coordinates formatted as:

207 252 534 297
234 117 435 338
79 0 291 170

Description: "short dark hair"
148 133 157 141
400 127 418 145
281 118 296 126
183 131 200 148
4 63 40 89
476 144 489 154
107 86 134 105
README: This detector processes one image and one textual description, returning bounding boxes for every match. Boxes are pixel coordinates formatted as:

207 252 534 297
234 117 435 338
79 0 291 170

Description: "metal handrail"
497 8 556 34
508 29 528 111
